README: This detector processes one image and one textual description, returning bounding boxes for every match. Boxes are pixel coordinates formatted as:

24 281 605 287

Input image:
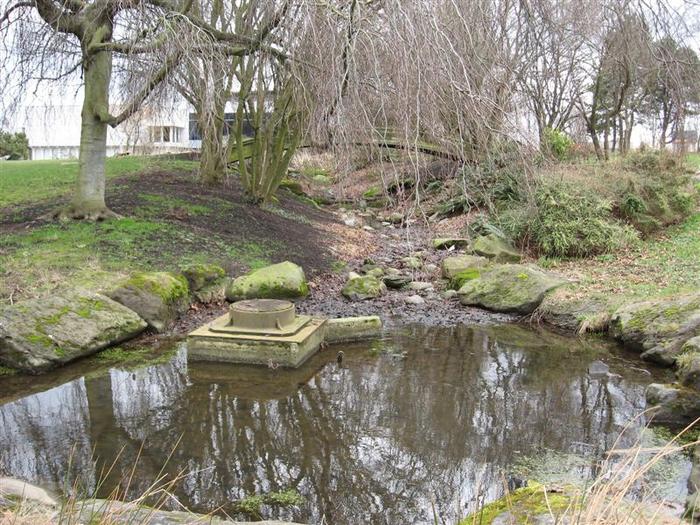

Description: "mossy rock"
341 275 387 301
459 483 570 525
181 263 227 304
450 268 482 290
441 255 488 280
383 274 412 290
107 272 190 332
536 287 611 334
0 291 147 374
471 234 522 263
609 293 700 366
181 263 225 291
458 264 566 314
225 261 309 301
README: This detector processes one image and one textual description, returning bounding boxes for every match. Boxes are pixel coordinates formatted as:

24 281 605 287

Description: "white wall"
18 95 195 160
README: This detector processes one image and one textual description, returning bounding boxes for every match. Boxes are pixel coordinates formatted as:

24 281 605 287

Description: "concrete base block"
325 316 383 344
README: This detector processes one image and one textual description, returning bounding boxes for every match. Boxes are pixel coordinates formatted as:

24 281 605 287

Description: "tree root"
42 205 122 222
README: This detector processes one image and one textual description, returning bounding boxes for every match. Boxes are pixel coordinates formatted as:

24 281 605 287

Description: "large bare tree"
0 0 281 219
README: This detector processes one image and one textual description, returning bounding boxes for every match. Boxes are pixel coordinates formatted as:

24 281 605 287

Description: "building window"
149 126 182 143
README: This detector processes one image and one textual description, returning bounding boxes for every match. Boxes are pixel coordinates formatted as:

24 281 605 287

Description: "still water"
0 323 684 523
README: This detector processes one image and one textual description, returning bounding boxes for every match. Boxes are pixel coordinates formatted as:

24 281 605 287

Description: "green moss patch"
460 483 571 525
236 489 304 516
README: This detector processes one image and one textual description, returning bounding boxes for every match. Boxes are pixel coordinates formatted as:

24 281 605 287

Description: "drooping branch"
0 0 35 28
106 50 183 127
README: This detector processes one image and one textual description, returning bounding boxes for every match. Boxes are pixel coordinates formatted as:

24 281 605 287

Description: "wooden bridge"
227 133 459 165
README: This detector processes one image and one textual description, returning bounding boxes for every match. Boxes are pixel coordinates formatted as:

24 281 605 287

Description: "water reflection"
0 324 677 524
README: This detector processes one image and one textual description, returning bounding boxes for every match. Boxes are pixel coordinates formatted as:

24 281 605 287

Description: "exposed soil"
1 169 363 278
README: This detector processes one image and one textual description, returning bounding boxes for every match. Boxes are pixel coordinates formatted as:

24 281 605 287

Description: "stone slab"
325 316 383 343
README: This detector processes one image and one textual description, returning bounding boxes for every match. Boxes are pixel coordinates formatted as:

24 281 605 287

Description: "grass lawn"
540 210 700 327
0 156 336 304
0 156 197 207
686 152 700 170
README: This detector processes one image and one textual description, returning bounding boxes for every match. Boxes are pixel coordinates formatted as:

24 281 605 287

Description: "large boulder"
225 261 309 301
458 264 566 314
440 255 488 280
107 272 190 332
341 275 386 301
181 263 227 303
609 293 700 366
471 234 522 263
0 291 147 373
536 287 610 334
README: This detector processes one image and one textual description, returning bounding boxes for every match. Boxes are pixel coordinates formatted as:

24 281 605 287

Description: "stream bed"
0 323 690 524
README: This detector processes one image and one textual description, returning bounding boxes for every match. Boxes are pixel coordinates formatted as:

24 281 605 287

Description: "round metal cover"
229 299 296 330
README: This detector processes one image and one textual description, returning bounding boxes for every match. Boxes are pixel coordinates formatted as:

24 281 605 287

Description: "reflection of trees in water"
0 327 651 524
0 378 95 492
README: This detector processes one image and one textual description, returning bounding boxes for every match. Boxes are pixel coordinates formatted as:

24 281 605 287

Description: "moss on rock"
0 291 147 373
181 263 226 291
441 255 489 280
450 268 482 290
459 483 570 525
341 275 386 301
458 264 566 314
609 292 700 366
225 261 309 301
107 272 190 332
471 234 522 263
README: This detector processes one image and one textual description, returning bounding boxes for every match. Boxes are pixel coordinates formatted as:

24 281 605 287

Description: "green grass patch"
542 211 700 319
0 215 280 301
0 156 197 207
137 193 212 216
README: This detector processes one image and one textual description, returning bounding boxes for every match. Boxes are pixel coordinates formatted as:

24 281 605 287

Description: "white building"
19 102 194 160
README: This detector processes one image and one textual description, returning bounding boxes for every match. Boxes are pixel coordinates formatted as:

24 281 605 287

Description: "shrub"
533 183 638 257
612 150 697 233
0 130 29 160
496 181 638 258
542 127 573 160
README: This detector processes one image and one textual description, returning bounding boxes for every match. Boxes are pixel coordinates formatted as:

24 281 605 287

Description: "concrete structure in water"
187 299 381 368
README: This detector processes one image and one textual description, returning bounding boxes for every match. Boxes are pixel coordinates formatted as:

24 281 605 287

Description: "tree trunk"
198 115 227 185
58 26 118 220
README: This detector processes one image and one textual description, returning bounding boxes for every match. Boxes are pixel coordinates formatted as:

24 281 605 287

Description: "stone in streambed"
441 255 488 280
408 281 433 292
432 238 470 250
0 291 147 374
225 261 309 302
383 274 412 289
341 275 386 301
405 294 426 305
471 234 522 263
107 271 190 332
458 264 565 314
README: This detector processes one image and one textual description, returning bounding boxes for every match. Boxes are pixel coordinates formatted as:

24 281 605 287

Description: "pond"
0 323 688 524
